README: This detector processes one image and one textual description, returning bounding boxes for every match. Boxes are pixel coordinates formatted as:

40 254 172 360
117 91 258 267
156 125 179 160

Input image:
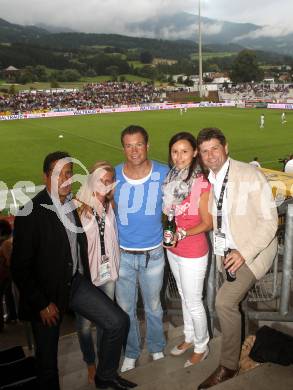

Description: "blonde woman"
75 161 120 384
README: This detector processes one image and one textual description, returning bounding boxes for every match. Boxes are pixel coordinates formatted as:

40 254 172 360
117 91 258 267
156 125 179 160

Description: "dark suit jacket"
11 189 90 321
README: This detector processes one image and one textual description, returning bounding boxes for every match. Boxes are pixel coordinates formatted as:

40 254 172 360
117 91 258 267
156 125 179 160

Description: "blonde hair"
76 160 115 216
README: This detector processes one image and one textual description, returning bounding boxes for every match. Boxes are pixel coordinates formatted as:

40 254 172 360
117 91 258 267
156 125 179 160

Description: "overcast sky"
1 0 293 36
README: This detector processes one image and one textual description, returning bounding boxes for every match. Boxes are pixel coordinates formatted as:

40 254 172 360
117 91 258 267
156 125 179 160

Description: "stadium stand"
0 82 166 115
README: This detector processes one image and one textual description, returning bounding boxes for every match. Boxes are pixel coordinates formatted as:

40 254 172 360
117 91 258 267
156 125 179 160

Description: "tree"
184 77 194 87
61 69 81 82
138 65 157 81
34 65 49 82
230 50 264 83
9 84 16 95
50 80 60 88
106 65 119 81
85 68 97 77
140 51 153 64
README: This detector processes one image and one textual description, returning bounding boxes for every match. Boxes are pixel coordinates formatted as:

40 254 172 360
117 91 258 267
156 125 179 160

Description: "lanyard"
215 164 230 231
94 208 106 257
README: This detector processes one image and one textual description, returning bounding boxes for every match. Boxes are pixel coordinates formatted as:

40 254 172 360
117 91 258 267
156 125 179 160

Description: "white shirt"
208 158 238 250
284 159 293 174
249 160 261 168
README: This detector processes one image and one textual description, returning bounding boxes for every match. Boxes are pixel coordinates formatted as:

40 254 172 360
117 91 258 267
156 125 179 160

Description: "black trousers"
31 273 129 390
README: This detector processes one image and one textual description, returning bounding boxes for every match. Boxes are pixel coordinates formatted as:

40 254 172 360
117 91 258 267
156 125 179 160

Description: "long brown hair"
168 131 206 180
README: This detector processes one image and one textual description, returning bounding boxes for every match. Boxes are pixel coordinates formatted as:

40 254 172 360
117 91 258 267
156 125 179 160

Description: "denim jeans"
115 246 166 359
75 281 115 365
69 273 129 381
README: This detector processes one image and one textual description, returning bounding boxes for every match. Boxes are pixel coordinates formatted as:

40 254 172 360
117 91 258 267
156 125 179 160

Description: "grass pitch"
1 107 292 188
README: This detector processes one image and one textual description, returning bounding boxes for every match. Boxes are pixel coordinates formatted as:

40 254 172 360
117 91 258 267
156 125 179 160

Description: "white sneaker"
120 357 136 372
152 352 165 361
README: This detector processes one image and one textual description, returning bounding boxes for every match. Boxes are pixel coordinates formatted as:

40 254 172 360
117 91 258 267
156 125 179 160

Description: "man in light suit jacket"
196 128 278 389
11 151 136 390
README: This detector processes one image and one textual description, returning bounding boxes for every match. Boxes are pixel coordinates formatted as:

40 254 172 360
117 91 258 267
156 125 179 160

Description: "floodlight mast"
198 0 203 98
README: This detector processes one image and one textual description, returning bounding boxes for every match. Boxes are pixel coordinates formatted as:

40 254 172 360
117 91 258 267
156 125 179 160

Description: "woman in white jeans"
75 161 120 383
162 132 212 367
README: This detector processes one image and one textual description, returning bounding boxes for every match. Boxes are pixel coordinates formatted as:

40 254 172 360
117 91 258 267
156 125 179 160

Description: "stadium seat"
0 377 38 390
0 347 25 365
0 356 37 388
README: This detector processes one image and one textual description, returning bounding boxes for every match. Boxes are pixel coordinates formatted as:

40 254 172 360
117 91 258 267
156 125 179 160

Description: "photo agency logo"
42 157 118 233
0 157 116 233
0 160 289 228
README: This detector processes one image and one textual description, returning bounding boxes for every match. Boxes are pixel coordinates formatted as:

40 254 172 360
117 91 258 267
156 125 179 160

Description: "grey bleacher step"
58 332 81 356
61 366 90 390
132 343 293 390
59 348 84 376
60 323 186 388
121 336 221 389
211 363 293 390
60 332 189 388
59 323 185 377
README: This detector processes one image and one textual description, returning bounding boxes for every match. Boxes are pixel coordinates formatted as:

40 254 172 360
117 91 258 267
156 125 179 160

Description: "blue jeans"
75 281 115 365
115 246 166 359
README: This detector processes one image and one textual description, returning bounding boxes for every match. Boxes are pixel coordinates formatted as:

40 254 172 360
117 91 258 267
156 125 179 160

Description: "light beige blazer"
210 158 278 280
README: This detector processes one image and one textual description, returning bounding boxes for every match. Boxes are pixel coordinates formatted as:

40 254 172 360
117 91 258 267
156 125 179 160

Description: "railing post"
206 249 217 335
279 204 293 315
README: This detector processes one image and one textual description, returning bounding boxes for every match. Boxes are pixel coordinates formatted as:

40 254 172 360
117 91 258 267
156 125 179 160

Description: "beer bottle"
164 209 176 246
224 248 236 282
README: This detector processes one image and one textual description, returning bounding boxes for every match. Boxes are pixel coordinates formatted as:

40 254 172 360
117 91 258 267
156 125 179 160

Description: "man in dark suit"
11 151 136 390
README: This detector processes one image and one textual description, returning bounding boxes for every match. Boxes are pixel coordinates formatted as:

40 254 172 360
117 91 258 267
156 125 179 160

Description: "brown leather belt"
120 248 148 255
120 248 151 267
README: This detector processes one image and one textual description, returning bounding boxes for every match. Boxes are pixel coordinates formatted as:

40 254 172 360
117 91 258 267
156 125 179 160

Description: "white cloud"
202 22 223 36
204 0 293 30
234 25 293 42
0 0 195 33
0 0 293 36
124 21 223 40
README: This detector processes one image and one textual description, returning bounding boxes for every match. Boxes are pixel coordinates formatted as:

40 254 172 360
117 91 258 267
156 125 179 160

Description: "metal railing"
166 204 293 326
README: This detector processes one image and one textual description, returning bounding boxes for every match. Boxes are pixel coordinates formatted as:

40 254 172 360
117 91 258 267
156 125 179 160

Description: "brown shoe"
87 364 96 384
198 365 238 389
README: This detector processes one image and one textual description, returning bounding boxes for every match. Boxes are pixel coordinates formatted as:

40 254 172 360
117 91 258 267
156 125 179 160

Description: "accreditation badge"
100 255 111 283
213 230 226 256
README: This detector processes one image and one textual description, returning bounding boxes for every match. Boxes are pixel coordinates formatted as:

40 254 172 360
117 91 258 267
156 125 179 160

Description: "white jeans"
167 251 209 353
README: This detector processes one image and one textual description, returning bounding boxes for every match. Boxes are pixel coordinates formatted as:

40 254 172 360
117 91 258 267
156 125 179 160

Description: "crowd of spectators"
0 82 166 115
219 83 292 102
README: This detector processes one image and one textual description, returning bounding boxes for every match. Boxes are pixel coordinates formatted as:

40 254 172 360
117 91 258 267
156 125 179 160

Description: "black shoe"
115 376 137 388
95 375 137 389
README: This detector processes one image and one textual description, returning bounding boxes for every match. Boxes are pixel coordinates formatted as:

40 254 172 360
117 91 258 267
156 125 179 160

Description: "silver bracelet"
177 229 187 241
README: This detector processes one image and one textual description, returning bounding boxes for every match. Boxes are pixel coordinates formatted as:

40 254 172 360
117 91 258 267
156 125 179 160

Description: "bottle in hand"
163 209 176 246
224 248 236 282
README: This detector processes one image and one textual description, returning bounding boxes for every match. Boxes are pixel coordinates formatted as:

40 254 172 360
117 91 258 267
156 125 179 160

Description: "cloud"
234 25 293 43
1 0 293 38
124 21 223 41
204 0 293 31
202 22 223 36
0 0 195 33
